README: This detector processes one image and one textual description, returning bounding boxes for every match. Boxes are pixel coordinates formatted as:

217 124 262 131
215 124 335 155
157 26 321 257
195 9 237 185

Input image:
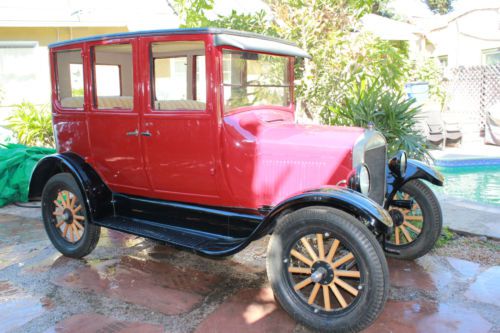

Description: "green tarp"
0 144 55 207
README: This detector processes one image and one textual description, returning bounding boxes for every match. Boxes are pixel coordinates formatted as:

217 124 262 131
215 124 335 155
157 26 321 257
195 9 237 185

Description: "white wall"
427 8 500 67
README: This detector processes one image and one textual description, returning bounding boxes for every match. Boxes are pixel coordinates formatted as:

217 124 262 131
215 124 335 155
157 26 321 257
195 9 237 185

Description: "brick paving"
0 212 498 332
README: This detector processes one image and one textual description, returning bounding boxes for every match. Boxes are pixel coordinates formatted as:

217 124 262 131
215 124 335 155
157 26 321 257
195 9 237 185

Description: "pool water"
431 165 500 206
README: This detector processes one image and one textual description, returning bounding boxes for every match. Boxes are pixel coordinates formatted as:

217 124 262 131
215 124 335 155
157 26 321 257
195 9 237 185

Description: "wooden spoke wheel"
52 190 85 243
384 180 443 260
41 173 100 258
267 207 389 333
287 233 362 312
387 192 423 246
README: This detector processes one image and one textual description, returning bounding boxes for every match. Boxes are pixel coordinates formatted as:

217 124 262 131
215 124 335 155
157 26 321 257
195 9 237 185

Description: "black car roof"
48 28 296 48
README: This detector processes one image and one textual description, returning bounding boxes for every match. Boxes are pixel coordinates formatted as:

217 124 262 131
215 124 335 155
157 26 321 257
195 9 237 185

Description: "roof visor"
214 34 311 59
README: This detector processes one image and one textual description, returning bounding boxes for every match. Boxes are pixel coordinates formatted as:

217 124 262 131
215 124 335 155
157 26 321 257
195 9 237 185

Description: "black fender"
385 159 444 208
29 152 112 221
252 186 394 239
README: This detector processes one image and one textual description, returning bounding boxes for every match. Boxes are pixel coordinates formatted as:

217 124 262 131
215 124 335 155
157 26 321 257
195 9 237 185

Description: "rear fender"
254 187 394 239
29 153 112 221
385 159 444 208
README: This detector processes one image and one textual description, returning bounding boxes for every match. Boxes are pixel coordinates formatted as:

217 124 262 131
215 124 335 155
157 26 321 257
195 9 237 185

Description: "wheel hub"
389 209 404 227
311 260 334 285
62 209 73 224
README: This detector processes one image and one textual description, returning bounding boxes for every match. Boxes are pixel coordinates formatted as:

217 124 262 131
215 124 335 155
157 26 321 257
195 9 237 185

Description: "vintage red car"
30 28 444 332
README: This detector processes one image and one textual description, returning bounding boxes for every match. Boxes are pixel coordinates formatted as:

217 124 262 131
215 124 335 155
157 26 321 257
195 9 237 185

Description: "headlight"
348 164 371 195
359 165 370 194
388 150 408 178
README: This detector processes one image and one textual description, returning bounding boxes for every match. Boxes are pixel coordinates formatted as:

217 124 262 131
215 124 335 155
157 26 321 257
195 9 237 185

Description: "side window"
92 44 133 110
151 41 206 111
55 50 84 109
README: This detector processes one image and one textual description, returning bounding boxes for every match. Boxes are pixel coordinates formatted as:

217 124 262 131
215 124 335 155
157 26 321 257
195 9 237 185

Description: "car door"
86 39 151 195
139 35 220 204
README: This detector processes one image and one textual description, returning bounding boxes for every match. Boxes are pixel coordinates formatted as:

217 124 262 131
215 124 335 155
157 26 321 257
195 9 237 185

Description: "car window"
151 41 206 111
222 50 290 112
92 44 134 110
55 49 84 109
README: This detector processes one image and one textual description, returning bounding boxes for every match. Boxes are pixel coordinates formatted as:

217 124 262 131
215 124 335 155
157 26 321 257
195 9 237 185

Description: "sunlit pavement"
0 212 499 333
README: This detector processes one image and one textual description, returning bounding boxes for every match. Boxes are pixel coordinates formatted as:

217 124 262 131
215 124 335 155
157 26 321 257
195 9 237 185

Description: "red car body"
30 29 446 332
48 30 373 210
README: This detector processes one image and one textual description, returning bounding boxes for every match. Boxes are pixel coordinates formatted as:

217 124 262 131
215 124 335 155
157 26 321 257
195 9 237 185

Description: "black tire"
267 206 389 333
385 179 442 260
41 173 100 258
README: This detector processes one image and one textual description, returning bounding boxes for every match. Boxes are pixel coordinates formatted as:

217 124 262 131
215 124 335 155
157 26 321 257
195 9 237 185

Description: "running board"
94 216 246 257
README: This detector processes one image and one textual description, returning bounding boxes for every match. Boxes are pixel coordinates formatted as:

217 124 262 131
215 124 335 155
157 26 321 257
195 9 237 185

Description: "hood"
226 110 364 156
223 110 366 207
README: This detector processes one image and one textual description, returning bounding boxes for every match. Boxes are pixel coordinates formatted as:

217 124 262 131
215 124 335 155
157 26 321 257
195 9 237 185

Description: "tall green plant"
325 78 428 159
6 102 54 148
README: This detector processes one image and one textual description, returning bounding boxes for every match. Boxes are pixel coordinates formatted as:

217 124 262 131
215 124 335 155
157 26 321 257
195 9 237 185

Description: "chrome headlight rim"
388 150 408 178
348 163 371 196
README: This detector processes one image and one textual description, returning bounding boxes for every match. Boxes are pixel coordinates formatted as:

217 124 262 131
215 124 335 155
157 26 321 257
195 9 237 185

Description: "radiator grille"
364 145 386 205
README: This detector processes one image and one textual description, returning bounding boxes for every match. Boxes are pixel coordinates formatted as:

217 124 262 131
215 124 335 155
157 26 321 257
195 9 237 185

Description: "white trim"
0 41 38 48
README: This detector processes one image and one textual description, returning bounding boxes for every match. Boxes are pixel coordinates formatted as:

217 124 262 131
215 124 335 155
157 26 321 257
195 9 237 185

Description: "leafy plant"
172 0 427 158
425 0 454 14
169 0 214 28
435 226 455 248
5 102 54 147
325 77 429 159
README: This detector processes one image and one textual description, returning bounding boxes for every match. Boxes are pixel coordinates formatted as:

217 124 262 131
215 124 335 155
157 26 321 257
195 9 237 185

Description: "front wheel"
267 207 389 333
385 179 443 260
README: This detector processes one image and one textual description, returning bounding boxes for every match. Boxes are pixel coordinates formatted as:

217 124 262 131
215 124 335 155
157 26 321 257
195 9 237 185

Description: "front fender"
385 159 444 207
254 187 393 238
29 153 112 221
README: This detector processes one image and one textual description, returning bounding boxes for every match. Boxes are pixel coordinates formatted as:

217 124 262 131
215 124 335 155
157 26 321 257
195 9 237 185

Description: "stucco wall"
428 8 500 67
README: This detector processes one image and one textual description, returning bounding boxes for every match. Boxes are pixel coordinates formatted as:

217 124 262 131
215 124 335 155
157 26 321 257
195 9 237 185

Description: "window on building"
55 49 84 109
437 55 448 68
151 41 206 111
483 48 500 65
92 44 133 110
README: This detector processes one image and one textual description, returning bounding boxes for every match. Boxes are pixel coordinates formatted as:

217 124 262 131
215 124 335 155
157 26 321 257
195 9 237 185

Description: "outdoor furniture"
419 103 463 148
419 103 445 149
485 102 500 146
427 123 445 148
444 120 463 146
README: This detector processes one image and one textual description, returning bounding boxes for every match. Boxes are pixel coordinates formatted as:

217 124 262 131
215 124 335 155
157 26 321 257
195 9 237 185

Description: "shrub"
5 102 54 148
324 77 429 159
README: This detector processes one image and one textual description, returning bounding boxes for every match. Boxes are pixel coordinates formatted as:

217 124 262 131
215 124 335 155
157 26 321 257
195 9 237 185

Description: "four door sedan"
29 28 444 332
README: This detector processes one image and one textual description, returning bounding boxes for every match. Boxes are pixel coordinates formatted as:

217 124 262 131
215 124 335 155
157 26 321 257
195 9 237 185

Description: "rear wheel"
41 173 100 258
267 207 389 333
385 179 442 260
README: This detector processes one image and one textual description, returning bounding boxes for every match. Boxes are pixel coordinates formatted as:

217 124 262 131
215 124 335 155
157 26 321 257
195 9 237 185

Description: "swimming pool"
431 165 500 206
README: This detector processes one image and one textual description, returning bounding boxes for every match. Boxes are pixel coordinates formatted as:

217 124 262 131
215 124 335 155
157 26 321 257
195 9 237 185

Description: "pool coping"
437 194 500 240
434 157 500 167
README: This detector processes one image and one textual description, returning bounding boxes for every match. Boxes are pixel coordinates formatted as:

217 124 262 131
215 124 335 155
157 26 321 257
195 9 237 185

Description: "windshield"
222 50 291 112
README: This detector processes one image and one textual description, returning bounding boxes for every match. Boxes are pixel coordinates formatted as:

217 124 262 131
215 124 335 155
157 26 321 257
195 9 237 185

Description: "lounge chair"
444 120 462 146
485 102 500 146
419 103 445 149
427 123 445 148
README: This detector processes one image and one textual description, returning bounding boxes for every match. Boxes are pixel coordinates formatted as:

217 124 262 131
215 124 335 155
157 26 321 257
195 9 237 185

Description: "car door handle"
140 131 152 137
126 129 139 136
